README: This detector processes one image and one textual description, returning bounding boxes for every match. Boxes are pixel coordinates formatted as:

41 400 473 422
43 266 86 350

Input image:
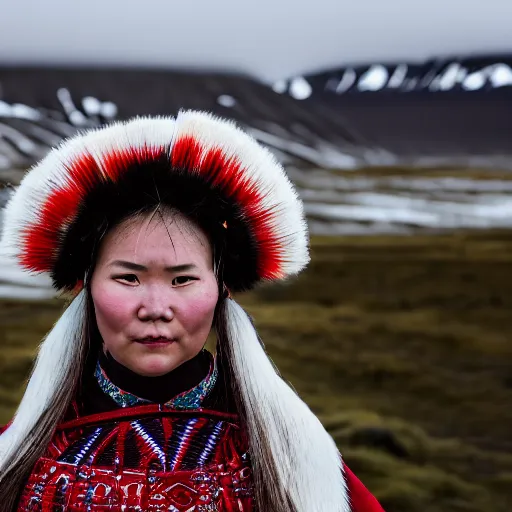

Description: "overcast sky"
0 0 510 83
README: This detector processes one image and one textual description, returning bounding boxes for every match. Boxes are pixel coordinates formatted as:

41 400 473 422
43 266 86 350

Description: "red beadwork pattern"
18 407 254 511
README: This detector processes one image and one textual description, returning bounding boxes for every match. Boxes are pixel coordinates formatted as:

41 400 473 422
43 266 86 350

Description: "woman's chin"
133 355 180 377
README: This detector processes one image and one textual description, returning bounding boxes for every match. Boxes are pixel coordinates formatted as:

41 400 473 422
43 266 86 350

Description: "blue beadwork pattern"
94 352 218 410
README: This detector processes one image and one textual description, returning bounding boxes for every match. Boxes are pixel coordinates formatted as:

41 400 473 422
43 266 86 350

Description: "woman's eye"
172 276 196 286
114 274 139 284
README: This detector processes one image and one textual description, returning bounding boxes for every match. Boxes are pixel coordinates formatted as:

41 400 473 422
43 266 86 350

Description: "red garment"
17 405 253 511
7 405 384 511
344 463 385 512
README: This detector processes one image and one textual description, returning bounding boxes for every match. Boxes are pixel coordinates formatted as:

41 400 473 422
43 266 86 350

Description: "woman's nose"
137 290 174 322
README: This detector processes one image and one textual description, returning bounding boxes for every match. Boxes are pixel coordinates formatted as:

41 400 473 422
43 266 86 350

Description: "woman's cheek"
181 288 218 326
94 282 136 327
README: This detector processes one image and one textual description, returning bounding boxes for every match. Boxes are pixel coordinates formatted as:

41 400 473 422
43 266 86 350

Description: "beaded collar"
94 353 218 410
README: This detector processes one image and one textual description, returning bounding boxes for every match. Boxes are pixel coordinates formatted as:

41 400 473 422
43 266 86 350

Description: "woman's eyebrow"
166 264 197 272
109 260 147 271
108 260 197 272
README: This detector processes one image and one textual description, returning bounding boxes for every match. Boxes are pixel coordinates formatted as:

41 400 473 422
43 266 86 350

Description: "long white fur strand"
0 290 86 467
223 298 350 512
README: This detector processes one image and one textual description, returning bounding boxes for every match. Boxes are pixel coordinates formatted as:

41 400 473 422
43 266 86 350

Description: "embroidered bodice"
17 351 254 511
18 406 254 511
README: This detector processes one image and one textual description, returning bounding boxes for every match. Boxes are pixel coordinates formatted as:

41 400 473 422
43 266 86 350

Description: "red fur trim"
20 146 168 273
101 145 165 181
171 136 283 280
21 152 101 272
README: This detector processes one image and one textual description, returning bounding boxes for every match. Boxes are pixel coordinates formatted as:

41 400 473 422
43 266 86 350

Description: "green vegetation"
1 233 512 511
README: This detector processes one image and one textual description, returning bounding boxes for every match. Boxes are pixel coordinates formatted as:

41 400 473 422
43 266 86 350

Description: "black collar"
98 349 211 404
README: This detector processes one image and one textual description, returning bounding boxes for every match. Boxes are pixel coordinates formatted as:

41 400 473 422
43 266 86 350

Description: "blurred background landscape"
1 1 512 510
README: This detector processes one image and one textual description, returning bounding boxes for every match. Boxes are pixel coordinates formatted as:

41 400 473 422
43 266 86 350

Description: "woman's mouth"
135 336 176 346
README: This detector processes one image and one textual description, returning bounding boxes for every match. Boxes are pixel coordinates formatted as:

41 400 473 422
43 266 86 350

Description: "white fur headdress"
2 111 309 292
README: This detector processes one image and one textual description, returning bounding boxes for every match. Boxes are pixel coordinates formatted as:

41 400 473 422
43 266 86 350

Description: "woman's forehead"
98 212 213 268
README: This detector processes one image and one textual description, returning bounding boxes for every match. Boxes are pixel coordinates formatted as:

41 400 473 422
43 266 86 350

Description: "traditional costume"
0 111 384 511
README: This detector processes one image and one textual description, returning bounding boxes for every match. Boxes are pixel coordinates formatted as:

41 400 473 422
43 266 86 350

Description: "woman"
0 111 384 511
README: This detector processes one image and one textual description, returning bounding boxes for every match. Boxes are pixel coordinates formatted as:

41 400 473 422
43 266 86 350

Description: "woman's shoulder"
343 462 385 512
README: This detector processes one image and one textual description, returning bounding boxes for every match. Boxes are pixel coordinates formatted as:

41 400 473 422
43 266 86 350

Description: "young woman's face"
90 211 219 377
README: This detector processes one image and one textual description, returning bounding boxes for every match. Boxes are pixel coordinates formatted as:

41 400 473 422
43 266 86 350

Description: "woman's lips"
135 336 176 347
